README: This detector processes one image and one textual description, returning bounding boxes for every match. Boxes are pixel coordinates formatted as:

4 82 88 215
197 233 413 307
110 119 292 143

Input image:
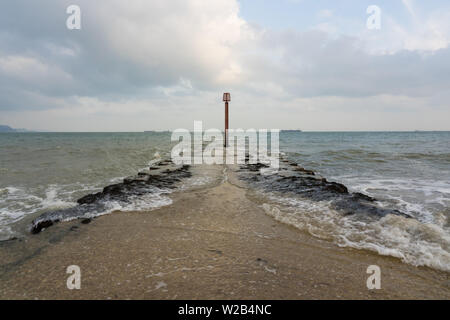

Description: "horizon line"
2 130 449 133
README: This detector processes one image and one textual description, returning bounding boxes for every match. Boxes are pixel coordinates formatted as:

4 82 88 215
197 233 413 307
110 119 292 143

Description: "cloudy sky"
0 0 449 131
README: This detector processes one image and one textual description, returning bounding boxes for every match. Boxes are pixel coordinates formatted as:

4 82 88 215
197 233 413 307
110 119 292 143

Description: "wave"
237 157 450 272
332 176 450 224
31 186 173 233
262 198 450 272
30 160 192 234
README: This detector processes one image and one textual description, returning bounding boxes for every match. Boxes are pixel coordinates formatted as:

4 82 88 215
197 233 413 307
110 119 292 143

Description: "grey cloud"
0 0 247 111
0 0 449 117
243 29 450 98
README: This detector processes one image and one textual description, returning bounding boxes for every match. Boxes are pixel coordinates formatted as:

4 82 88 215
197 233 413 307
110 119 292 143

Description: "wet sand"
0 165 449 299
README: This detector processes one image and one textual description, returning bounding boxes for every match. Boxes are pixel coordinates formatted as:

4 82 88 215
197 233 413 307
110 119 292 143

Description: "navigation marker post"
223 92 230 147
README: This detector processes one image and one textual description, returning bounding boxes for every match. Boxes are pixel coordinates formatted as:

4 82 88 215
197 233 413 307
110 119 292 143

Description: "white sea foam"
0 181 173 238
0 132 177 239
262 193 450 272
41 186 77 210
0 225 14 241
331 175 448 211
0 184 80 237
102 189 173 214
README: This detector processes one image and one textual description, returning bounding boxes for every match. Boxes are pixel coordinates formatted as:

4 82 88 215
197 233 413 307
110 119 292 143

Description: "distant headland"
0 125 31 132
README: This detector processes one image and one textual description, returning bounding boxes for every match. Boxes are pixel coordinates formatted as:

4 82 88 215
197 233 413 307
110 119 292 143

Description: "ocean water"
0 131 449 271
281 131 450 223
265 131 450 271
0 132 175 239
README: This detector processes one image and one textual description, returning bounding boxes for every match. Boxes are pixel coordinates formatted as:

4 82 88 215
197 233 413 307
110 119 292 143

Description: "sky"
0 0 449 131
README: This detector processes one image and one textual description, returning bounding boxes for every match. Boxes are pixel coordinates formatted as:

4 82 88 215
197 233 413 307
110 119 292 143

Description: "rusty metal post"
223 93 230 147
225 101 229 147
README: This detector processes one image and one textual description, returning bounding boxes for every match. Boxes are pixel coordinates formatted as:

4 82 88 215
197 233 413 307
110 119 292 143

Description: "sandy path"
0 166 449 299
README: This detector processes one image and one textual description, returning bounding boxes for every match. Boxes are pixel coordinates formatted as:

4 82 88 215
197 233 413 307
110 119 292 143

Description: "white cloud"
90 0 253 86
0 55 72 83
2 91 449 132
0 0 450 131
362 2 450 53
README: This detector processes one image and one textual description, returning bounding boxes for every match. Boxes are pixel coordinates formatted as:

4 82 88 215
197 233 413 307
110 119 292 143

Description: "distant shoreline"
1 130 450 133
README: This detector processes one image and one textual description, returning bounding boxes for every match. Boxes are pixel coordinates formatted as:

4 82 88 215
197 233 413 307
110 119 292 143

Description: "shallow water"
0 132 175 238
0 131 449 271
280 131 450 224
264 131 450 271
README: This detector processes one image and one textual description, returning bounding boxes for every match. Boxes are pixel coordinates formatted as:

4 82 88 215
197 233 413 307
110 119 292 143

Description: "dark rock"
81 218 92 224
291 166 315 175
77 193 101 205
352 192 376 202
391 209 412 218
31 162 192 234
238 161 410 220
31 220 56 234
123 178 132 184
244 163 270 172
324 182 348 194
0 237 18 243
103 184 124 195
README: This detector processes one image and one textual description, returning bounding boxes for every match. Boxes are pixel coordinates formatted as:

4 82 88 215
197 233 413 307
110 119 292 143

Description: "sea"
0 131 449 271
